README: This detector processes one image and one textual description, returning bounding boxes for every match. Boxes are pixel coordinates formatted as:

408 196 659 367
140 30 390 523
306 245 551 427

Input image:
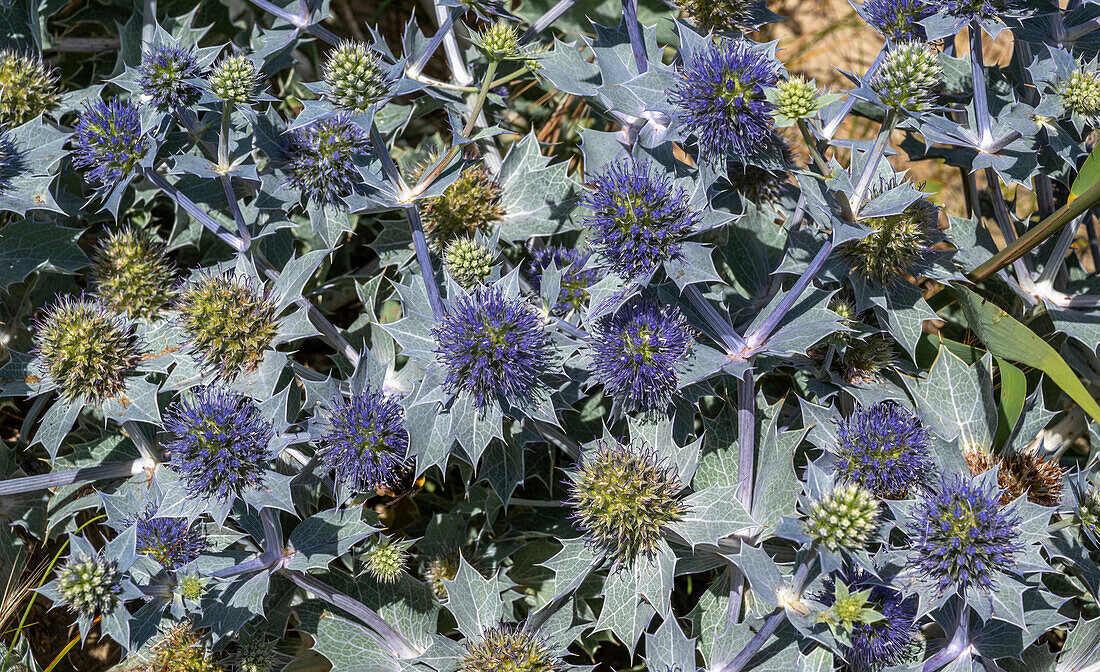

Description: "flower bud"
1060 68 1100 120
151 624 220 672
363 536 409 583
57 553 124 618
90 228 176 319
209 54 260 105
424 552 460 599
460 625 563 672
175 272 277 376
475 23 521 61
846 194 937 282
0 49 60 126
140 46 202 109
324 42 391 111
1079 488 1100 536
237 632 279 672
806 483 879 552
774 75 820 121
444 237 495 288
870 42 941 113
420 165 505 249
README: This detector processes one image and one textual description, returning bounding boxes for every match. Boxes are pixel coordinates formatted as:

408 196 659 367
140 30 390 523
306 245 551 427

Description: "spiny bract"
175 272 277 376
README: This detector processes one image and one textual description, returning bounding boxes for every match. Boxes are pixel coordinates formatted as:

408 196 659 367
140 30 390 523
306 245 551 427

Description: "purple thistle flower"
72 99 147 187
582 162 699 279
908 475 1022 594
818 572 918 672
837 402 933 498
320 390 409 491
938 0 1013 22
287 115 369 206
860 0 932 42
589 300 694 413
433 286 553 409
526 246 600 315
131 507 208 570
670 40 780 159
164 387 273 502
139 46 202 109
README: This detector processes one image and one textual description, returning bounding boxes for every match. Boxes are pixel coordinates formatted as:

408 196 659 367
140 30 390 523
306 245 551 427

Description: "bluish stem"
433 0 473 85
122 420 161 463
969 23 995 149
520 0 577 44
0 459 146 496
144 168 248 253
850 109 897 214
821 46 887 140
244 0 340 44
983 167 1033 283
682 284 747 354
407 5 463 79
621 0 648 74
744 238 834 350
922 601 970 672
736 372 755 510
141 0 156 49
1037 213 1082 286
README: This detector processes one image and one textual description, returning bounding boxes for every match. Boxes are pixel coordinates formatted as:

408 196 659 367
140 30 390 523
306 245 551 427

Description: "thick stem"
407 5 463 79
279 568 421 658
244 0 340 44
969 24 995 150
520 0 577 44
218 103 231 170
682 284 747 353
736 373 755 510
0 459 146 496
434 1 473 85
922 601 971 672
141 0 156 48
621 0 647 74
744 239 835 350
144 169 248 253
821 46 887 140
850 109 897 215
122 420 161 464
983 167 1032 285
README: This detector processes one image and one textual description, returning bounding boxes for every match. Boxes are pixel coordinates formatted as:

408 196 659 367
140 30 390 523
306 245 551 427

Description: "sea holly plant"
4 0 1100 671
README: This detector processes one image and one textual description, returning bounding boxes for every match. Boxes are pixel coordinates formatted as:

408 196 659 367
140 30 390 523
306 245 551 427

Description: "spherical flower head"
870 42 942 113
589 300 694 414
420 165 505 248
72 99 148 187
774 76 820 121
164 387 273 501
175 272 277 377
90 227 176 319
425 552 460 599
908 475 1022 594
671 40 780 158
433 286 553 409
940 0 1013 21
583 162 699 278
837 402 933 498
568 440 687 565
965 448 1064 507
847 196 936 282
476 23 521 61
151 624 221 672
363 537 408 583
841 334 898 384
56 553 123 619
132 509 208 570
287 115 369 206
806 483 880 552
237 633 279 672
526 246 599 315
445 238 496 288
1079 488 1100 536
34 296 140 404
209 54 260 105
460 625 564 672
0 49 60 126
676 0 763 32
140 46 202 109
1059 68 1100 120
817 574 918 672
320 389 408 491
861 0 932 42
324 42 390 111
178 574 208 601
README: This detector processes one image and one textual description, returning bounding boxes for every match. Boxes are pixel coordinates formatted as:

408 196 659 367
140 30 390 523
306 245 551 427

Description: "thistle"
320 389 409 491
568 440 687 565
149 623 223 672
846 195 936 281
817 573 919 671
444 237 496 288
908 475 1021 594
837 402 933 498
432 286 553 409
132 508 209 570
676 0 763 32
583 161 699 278
670 39 781 158
805 483 880 552
362 536 409 583
841 334 898 384
163 387 273 501
420 165 505 248
1059 68 1100 122
526 246 599 315
56 553 124 619
0 49 60 126
460 625 564 672
287 115 369 206
772 75 822 123
236 633 279 672
90 227 176 319
424 552 461 599
175 272 277 376
474 23 521 61
34 296 140 404
861 0 932 42
965 447 1064 507
870 42 942 114
209 54 260 105
140 46 203 109
323 42 391 111
588 299 694 414
1079 488 1100 536
72 99 148 187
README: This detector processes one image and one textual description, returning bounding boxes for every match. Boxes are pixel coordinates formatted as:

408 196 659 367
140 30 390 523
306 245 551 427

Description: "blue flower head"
589 299 694 414
671 40 780 159
288 115 369 206
908 475 1022 594
72 99 147 187
132 508 208 570
582 162 699 278
837 402 933 498
320 389 409 491
164 387 273 501
818 572 918 672
433 286 553 409
140 46 202 109
527 246 600 315
860 0 932 42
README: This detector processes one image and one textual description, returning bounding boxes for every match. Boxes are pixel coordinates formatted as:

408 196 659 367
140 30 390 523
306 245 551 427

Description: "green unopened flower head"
425 552 460 599
324 42 391 111
1079 488 1100 536
420 165 505 248
151 623 222 672
568 440 688 565
209 54 260 105
363 536 409 583
0 49 60 126
773 75 821 122
460 625 564 672
34 296 140 404
475 23 521 61
841 333 897 384
806 483 880 552
57 553 123 619
236 632 279 672
1060 68 1100 121
676 0 760 32
90 228 176 319
445 238 495 288
846 195 937 282
870 42 942 113
175 272 277 377
817 581 883 642
178 573 208 602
